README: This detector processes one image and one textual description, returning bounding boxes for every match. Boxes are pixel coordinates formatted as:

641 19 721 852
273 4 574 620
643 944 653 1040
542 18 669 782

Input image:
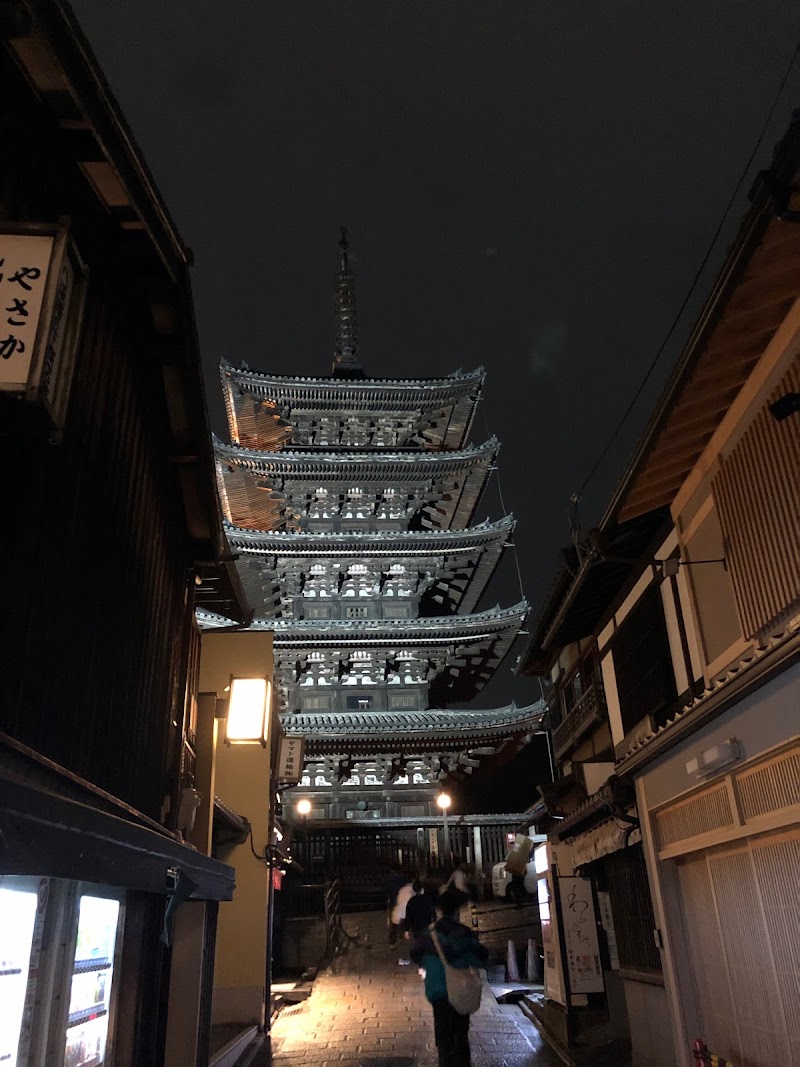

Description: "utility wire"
480 405 526 605
574 42 800 504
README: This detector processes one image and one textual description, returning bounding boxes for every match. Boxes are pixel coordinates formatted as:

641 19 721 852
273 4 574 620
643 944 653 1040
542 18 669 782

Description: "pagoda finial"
332 226 364 378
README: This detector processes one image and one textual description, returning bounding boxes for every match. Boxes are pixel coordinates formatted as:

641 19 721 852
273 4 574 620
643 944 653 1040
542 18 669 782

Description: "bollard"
525 939 537 982
506 939 520 981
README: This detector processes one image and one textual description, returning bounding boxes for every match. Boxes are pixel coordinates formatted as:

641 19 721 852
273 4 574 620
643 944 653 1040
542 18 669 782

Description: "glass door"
0 875 43 1067
64 891 124 1067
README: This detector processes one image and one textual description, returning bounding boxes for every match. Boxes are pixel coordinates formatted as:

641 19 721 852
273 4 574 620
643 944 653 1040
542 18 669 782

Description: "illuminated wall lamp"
224 676 271 746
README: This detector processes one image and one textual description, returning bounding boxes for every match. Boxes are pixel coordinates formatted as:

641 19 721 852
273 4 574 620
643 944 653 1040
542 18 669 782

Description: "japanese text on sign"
277 735 305 782
0 234 55 388
558 876 604 994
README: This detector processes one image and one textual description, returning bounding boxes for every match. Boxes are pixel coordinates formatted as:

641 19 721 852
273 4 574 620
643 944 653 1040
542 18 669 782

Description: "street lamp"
436 793 451 867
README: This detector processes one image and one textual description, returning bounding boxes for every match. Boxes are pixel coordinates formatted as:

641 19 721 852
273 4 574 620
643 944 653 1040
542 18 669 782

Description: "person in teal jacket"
410 889 488 1066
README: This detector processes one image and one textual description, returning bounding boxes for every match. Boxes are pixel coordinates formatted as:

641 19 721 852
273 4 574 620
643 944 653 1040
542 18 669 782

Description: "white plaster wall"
639 658 800 811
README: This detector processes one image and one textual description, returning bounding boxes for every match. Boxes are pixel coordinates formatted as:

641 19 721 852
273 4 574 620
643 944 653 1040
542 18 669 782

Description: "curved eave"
281 703 546 741
225 515 515 554
220 360 485 397
265 601 527 646
214 436 498 474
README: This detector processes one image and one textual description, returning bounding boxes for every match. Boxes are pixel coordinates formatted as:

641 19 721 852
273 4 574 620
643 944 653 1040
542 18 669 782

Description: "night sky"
73 2 799 735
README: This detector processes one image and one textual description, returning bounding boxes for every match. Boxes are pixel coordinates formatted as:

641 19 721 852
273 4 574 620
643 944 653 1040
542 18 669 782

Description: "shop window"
613 585 677 736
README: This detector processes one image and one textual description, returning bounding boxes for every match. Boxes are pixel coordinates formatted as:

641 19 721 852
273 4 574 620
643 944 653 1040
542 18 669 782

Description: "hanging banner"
277 735 305 782
558 876 604 994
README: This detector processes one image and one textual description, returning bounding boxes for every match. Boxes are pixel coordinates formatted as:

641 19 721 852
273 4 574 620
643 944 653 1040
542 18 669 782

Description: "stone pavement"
269 912 562 1066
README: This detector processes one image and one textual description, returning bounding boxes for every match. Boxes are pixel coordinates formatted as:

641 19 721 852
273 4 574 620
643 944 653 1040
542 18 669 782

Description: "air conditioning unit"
686 739 741 780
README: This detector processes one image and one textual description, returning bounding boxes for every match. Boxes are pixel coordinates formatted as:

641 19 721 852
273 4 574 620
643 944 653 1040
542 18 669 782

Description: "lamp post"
436 793 451 868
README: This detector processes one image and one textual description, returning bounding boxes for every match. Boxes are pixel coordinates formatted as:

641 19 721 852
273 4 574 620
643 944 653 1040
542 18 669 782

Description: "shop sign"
0 224 87 432
558 876 604 994
277 735 304 782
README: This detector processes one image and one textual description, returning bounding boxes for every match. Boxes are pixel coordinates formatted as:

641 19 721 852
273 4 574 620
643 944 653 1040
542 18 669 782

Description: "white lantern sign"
0 223 87 432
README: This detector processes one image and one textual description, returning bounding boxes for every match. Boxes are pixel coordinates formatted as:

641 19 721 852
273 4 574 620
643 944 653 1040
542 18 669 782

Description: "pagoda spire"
332 227 364 378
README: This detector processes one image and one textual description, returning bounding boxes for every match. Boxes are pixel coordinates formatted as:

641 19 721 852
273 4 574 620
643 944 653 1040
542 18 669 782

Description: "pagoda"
207 230 542 820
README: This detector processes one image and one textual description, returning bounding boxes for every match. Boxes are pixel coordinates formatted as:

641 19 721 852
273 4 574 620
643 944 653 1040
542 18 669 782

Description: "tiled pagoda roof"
214 435 498 474
220 361 484 451
215 436 498 531
224 515 514 554
262 601 527 644
281 702 545 745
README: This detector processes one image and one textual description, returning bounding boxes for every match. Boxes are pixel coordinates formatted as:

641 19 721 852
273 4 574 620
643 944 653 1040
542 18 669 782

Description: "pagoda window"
345 604 369 618
300 775 311 786
384 604 411 619
305 604 331 619
345 694 373 710
302 694 330 710
389 691 420 710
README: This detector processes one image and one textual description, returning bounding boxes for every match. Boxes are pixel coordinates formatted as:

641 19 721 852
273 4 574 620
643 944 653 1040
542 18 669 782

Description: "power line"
574 42 800 504
481 405 526 604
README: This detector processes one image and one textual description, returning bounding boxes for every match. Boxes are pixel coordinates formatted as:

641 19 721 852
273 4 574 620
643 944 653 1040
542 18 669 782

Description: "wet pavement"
269 912 562 1066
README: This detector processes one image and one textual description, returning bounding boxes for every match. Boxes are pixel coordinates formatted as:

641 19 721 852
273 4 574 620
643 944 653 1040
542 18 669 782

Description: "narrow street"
269 913 561 1067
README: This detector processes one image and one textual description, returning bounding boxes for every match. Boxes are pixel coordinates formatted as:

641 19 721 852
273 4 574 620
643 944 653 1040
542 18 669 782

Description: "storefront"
628 655 800 1066
0 738 236 1067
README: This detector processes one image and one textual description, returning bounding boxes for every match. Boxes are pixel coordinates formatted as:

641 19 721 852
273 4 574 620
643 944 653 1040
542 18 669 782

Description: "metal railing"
322 877 358 961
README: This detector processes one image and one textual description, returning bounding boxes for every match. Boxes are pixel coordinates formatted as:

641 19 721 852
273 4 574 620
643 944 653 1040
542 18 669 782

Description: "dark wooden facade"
0 3 240 823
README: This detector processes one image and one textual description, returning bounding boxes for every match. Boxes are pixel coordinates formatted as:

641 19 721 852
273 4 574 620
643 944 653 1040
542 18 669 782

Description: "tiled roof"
214 435 499 471
220 359 484 392
225 515 515 552
281 702 545 739
264 601 528 640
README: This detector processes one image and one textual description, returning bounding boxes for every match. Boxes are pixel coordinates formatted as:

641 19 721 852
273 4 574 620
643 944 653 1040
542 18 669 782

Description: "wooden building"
518 113 800 1067
0 3 250 1064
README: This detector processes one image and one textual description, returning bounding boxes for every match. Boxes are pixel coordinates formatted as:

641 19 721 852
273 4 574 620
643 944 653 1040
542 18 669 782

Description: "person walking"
392 876 416 964
383 863 407 946
410 889 488 1066
404 879 435 939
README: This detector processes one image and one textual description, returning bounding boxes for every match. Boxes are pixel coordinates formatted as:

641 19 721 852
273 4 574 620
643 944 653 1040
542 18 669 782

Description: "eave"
281 703 545 750
612 116 800 523
265 601 527 646
3 2 245 597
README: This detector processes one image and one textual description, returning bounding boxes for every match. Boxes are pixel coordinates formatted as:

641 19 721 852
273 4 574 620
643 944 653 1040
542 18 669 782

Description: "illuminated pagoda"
208 230 541 820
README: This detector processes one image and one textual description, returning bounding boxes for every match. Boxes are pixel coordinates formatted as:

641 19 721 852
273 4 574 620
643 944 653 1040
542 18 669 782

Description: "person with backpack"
410 889 488 1066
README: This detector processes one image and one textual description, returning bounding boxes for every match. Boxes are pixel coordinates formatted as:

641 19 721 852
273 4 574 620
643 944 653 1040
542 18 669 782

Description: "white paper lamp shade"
225 677 270 744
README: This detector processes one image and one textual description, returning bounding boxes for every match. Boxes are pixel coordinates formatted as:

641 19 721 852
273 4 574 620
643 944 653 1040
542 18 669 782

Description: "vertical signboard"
276 735 305 783
0 224 87 433
558 876 604 995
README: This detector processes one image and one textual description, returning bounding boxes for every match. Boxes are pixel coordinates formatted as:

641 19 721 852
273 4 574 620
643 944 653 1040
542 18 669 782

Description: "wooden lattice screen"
713 358 800 638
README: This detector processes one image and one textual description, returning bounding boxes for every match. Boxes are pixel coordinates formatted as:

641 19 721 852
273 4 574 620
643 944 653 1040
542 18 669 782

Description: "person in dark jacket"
410 889 488 1066
404 880 435 939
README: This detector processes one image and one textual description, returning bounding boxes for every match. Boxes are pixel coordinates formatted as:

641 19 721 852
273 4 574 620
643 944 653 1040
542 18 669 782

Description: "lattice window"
713 358 800 638
603 845 662 972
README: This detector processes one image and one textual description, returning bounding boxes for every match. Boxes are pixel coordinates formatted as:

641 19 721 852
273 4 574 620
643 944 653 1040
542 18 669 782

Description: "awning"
568 816 642 869
0 773 235 902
